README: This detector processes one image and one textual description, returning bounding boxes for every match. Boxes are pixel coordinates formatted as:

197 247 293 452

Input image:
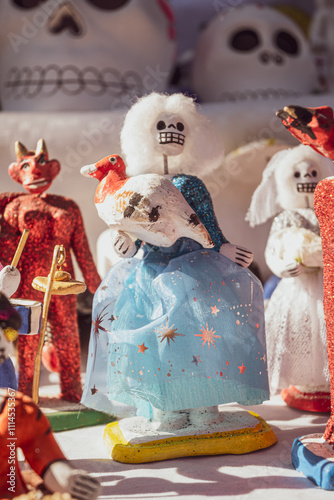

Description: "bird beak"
80 163 97 177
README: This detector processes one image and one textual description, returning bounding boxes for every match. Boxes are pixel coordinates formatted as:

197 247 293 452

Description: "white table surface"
50 393 333 500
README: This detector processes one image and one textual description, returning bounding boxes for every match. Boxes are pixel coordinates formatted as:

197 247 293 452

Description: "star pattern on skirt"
238 363 246 374
91 384 98 395
195 322 221 349
137 343 148 354
211 305 220 316
153 317 185 346
191 355 202 366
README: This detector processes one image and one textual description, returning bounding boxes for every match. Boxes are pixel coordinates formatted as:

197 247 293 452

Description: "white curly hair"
120 92 224 177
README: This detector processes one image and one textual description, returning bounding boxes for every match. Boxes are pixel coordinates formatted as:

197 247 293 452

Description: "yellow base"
103 411 277 463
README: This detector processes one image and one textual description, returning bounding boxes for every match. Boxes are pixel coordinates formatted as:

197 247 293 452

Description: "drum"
10 299 42 335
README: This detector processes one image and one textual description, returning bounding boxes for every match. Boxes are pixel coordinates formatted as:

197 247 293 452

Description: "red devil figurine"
0 139 101 402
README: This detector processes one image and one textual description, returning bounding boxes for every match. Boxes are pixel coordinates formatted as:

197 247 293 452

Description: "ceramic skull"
0 0 176 111
192 4 317 102
275 145 332 210
152 112 187 157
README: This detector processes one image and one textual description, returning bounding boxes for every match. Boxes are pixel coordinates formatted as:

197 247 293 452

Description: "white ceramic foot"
151 407 189 431
188 406 223 426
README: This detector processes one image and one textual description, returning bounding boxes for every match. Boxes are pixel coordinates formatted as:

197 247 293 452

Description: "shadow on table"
71 420 323 498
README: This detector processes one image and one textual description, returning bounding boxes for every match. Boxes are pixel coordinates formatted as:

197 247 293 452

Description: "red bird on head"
81 154 214 255
277 105 334 160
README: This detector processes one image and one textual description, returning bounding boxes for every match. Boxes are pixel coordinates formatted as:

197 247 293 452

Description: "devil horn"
15 141 29 160
35 138 48 157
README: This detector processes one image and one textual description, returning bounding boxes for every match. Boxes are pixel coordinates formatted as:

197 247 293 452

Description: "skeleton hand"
43 461 101 500
280 261 303 278
0 266 21 298
219 243 253 268
111 230 137 258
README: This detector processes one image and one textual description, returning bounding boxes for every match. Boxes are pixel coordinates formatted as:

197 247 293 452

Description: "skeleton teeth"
4 65 143 99
159 132 185 145
297 182 317 193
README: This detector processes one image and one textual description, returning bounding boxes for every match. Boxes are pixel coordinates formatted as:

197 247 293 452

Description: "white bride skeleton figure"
82 93 277 463
247 144 333 412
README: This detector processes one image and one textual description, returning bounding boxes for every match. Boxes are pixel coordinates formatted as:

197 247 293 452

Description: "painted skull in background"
192 4 317 102
275 148 330 210
0 0 175 111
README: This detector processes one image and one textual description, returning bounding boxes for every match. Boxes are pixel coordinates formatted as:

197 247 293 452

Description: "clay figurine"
81 93 276 463
277 104 334 490
247 144 334 411
0 388 101 499
0 139 101 402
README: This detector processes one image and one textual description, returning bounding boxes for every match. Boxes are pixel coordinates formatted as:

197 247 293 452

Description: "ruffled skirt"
82 240 269 417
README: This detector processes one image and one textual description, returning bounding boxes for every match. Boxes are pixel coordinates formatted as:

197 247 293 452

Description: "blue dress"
82 175 269 418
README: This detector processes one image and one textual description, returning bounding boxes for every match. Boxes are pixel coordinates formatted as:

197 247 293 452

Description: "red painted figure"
0 388 101 499
277 105 334 442
277 105 334 159
0 139 101 402
315 177 334 443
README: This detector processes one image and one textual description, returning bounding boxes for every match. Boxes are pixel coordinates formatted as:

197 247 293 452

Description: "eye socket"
275 30 299 55
229 29 260 52
294 171 301 178
311 170 317 177
157 121 166 131
109 156 118 165
20 162 30 171
87 0 130 10
12 0 47 8
177 122 184 132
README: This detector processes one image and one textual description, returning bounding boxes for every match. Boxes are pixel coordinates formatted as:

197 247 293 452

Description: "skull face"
0 0 175 111
275 147 332 210
152 112 187 156
192 5 316 102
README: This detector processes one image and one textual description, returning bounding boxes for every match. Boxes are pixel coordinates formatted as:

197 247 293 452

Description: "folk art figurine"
277 104 334 490
0 139 101 402
0 387 101 499
0 269 101 498
81 92 277 463
246 144 334 412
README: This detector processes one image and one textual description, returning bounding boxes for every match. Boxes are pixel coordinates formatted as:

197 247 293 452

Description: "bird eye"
177 122 184 132
109 156 117 165
20 162 30 171
311 169 317 177
294 171 300 178
157 121 166 130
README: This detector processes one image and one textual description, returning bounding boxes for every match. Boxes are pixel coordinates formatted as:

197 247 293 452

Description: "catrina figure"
80 93 276 462
247 144 334 411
